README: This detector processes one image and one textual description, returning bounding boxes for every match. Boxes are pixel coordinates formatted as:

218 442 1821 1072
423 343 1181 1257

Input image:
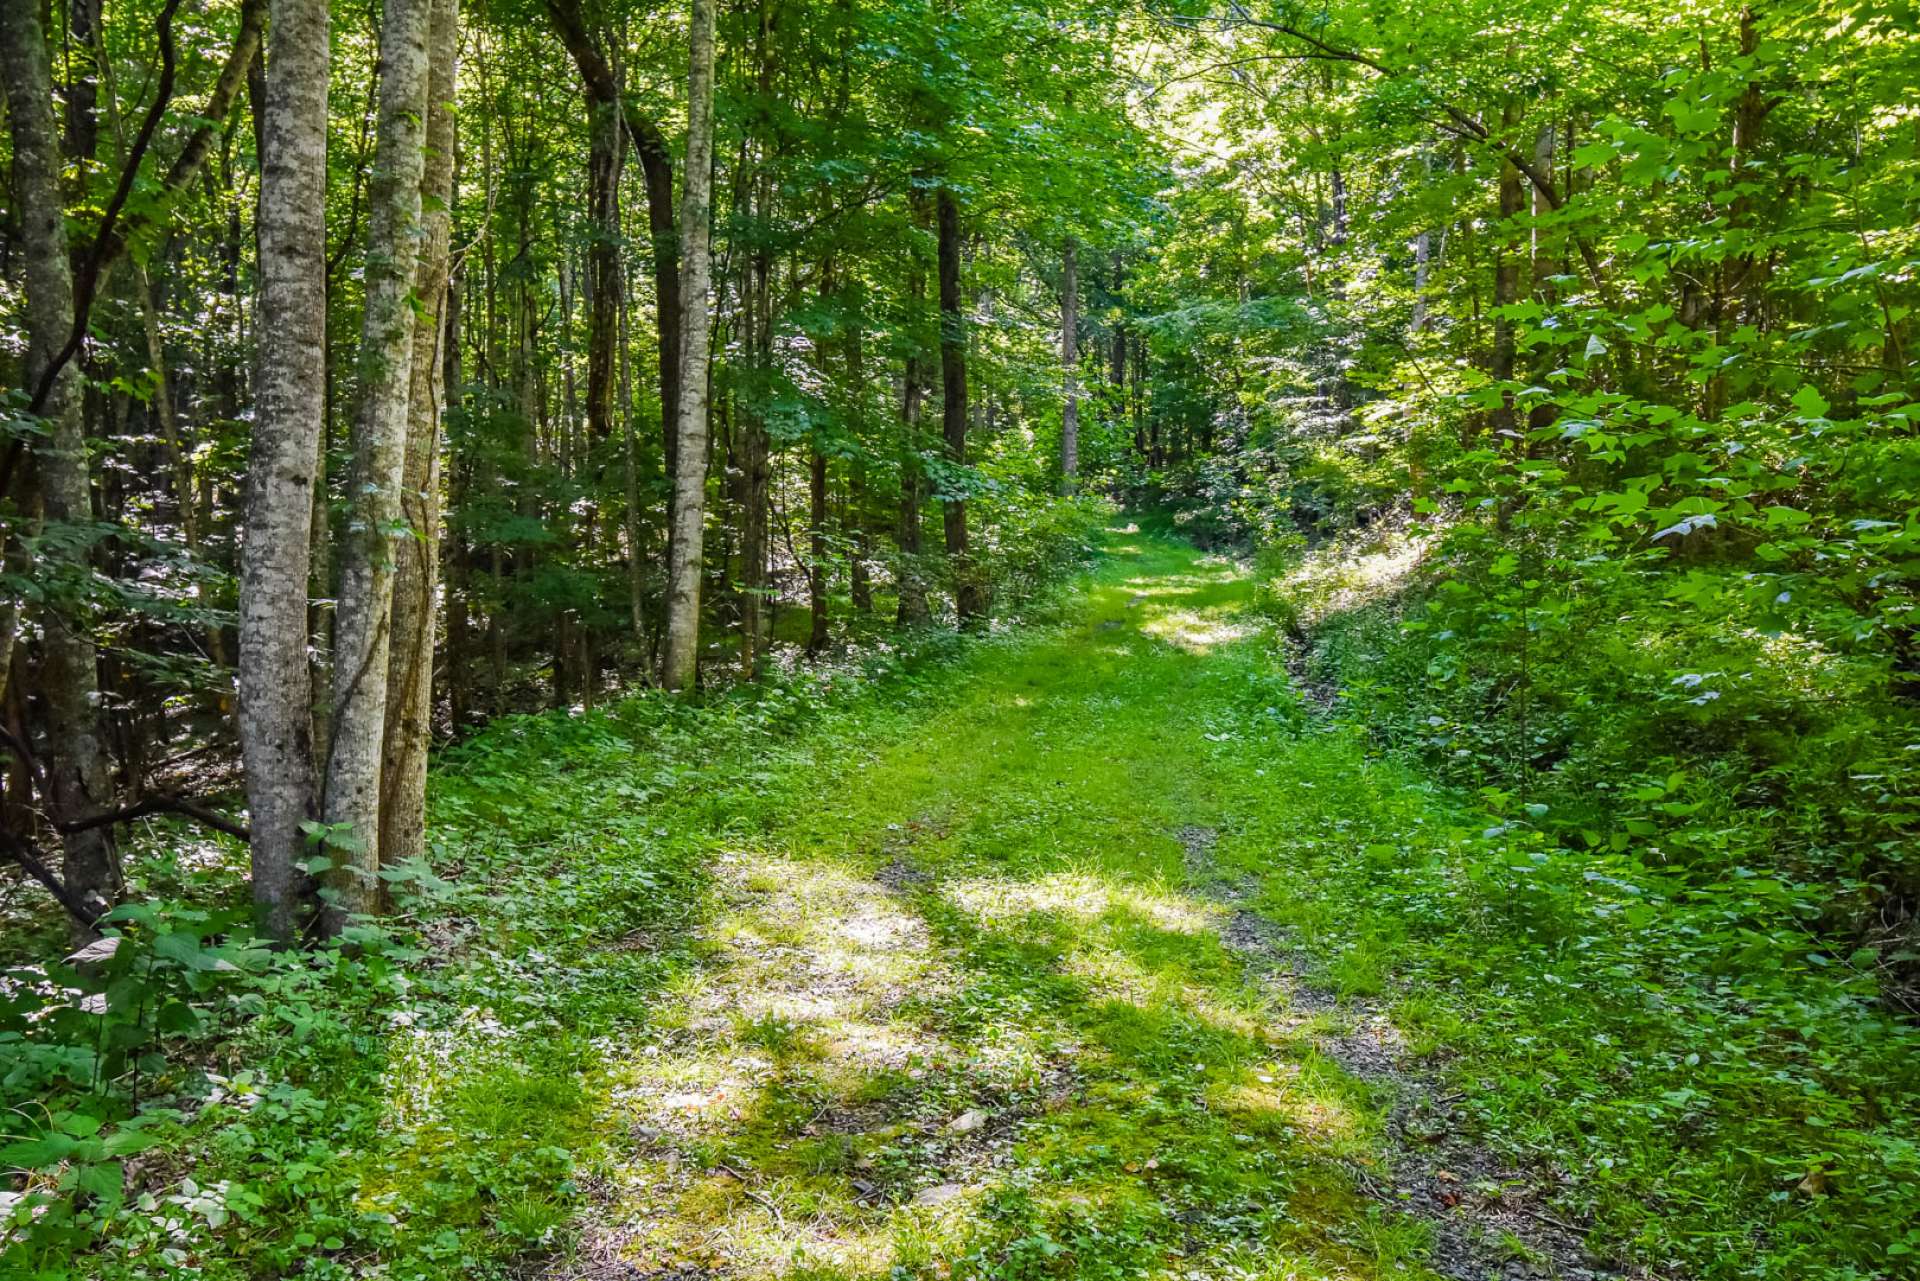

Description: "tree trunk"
541 0 677 485
1060 236 1080 492
1530 124 1557 295
379 0 458 875
321 0 432 926
237 0 331 942
1 0 121 925
1410 152 1434 335
736 193 773 673
1410 226 1432 334
895 191 933 627
620 275 647 647
937 186 984 625
661 0 717 691
808 447 829 655
846 299 873 614
1490 101 1523 433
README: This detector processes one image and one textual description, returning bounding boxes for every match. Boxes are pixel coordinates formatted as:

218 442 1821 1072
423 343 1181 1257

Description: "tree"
661 0 717 691
0 0 121 926
238 0 333 943
380 0 461 872
320 0 433 924
1061 235 1080 491
937 185 985 626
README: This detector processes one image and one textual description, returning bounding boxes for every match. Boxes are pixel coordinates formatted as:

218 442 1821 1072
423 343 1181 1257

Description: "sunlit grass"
539 526 1443 1281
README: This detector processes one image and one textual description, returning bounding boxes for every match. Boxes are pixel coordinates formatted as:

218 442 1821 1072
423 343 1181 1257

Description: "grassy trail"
554 525 1563 1280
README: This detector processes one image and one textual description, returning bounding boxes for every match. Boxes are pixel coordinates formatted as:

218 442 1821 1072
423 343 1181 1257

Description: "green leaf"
0 1135 79 1169
1789 385 1830 419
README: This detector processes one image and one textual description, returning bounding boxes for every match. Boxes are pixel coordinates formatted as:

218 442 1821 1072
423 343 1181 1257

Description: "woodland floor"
518 528 1607 1281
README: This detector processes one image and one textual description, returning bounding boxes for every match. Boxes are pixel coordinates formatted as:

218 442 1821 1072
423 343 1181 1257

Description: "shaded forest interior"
3 0 1920 1277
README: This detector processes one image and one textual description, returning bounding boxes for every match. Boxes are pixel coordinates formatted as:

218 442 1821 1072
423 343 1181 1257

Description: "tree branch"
23 0 187 420
0 826 104 928
1167 6 1615 299
55 793 250 843
3 0 264 497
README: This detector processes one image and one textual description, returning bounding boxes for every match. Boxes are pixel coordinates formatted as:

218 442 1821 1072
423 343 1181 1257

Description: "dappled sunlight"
1140 608 1256 653
1213 1076 1363 1151
1265 525 1431 629
579 848 1039 1279
945 869 1218 936
545 532 1445 1281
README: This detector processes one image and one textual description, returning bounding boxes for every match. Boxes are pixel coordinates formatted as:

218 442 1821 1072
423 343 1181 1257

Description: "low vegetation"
9 525 1918 1278
5 0 1917 1276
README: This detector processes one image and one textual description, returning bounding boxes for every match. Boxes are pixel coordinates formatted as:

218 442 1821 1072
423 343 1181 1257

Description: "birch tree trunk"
322 0 432 925
1060 236 1080 492
239 0 331 942
0 0 121 924
661 0 717 692
380 0 459 873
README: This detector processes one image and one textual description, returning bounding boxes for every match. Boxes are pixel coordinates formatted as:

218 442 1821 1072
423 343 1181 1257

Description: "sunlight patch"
1265 523 1431 628
1141 609 1255 652
946 871 1217 935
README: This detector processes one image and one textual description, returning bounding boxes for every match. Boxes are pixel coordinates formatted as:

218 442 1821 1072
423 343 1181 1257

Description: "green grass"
19 518 1918 1280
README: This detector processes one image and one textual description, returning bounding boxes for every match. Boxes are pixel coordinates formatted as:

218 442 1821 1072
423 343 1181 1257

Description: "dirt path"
549 529 1606 1281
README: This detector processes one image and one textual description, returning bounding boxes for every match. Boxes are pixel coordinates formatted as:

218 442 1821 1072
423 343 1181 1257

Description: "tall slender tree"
662 0 718 691
321 0 433 924
937 185 984 625
237 0 331 943
0 0 121 926
380 0 461 872
1060 236 1080 491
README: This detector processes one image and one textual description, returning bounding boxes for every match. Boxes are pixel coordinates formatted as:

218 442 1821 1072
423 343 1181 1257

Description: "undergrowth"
1229 521 1920 1275
9 512 1918 1281
0 504 1110 1280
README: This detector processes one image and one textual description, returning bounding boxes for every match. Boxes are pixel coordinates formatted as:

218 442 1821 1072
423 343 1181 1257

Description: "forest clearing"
4 0 1919 1277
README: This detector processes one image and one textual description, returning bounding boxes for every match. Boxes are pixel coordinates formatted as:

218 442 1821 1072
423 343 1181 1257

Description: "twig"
716 1162 785 1227
1521 1205 1592 1238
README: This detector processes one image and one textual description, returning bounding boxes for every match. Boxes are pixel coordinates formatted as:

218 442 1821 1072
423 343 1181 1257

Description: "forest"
2 0 1918 1276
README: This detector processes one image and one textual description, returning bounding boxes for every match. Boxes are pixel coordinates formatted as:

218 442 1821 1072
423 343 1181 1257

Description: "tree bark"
541 0 679 514
846 296 873 614
895 191 933 627
321 0 432 925
1490 101 1524 434
661 0 717 691
1060 236 1080 492
379 0 458 874
808 447 829 655
1410 225 1432 334
937 186 984 625
1 0 121 925
239 0 331 943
